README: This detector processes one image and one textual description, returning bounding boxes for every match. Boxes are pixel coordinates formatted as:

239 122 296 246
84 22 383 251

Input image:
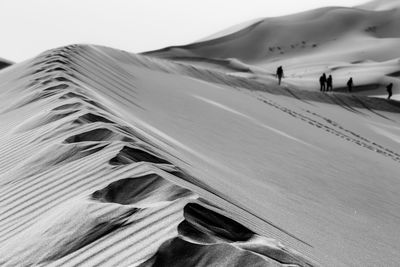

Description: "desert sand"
1 0 400 266
146 0 400 100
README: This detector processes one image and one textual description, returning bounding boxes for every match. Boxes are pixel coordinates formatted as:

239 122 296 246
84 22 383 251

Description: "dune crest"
0 45 318 266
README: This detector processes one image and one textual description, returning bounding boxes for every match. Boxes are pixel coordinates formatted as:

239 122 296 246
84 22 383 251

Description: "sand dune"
1 1 400 265
0 43 400 266
145 0 400 99
0 45 317 266
360 0 400 11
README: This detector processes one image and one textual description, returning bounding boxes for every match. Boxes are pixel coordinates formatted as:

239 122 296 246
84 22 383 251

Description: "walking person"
276 66 284 85
319 73 327 92
347 77 353 92
386 83 393 100
326 75 333 91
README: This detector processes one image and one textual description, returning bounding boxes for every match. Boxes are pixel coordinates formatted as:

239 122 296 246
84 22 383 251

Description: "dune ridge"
0 35 400 265
0 45 316 266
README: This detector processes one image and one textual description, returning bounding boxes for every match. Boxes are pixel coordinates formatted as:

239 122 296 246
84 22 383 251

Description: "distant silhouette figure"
319 73 327 91
386 83 393 99
326 75 333 91
347 77 353 92
276 66 284 85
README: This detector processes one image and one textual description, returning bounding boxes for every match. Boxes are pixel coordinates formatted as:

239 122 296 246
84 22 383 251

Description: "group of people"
319 73 333 92
320 73 354 93
276 66 394 99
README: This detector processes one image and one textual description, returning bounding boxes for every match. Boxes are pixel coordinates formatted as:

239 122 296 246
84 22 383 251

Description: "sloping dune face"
1 44 400 266
144 1 400 98
0 45 314 266
360 0 400 11
145 3 400 63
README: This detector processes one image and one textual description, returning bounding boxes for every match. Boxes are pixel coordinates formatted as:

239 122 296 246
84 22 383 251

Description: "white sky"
1 0 368 62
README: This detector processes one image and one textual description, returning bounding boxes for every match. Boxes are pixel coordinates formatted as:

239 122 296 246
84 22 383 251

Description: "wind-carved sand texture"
0 46 315 266
1 1 400 266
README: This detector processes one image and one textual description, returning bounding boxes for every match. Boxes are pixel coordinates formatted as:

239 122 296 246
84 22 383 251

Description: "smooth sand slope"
1 44 400 266
145 0 400 99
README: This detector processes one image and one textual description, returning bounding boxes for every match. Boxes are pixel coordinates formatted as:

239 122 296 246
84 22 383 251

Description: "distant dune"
145 0 400 99
360 0 400 11
1 1 400 267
